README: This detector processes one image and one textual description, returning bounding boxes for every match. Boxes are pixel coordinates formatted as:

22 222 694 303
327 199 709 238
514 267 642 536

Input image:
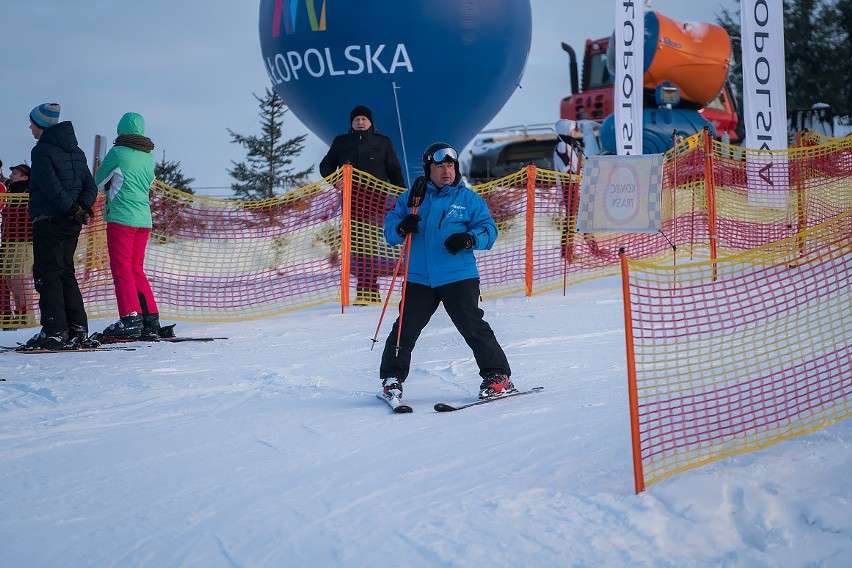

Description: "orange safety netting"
0 131 849 332
0 192 38 328
620 210 851 492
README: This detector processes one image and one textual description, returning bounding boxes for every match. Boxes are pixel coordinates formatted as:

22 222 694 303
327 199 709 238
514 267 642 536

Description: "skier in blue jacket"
380 142 513 401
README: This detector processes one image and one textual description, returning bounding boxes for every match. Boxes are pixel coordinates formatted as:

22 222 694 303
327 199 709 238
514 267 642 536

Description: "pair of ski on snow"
1 329 227 354
376 386 544 413
0 344 138 354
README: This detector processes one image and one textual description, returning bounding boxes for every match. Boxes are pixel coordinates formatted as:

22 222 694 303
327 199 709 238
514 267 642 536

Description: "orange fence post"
619 248 645 494
525 165 537 297
671 135 678 269
702 128 719 277
794 131 807 261
340 165 353 309
564 175 581 267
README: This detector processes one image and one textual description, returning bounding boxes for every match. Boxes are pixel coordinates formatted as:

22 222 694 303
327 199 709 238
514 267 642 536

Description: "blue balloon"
259 0 532 184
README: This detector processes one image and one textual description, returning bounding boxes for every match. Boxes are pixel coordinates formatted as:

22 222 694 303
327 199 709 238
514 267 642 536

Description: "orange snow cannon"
642 11 732 107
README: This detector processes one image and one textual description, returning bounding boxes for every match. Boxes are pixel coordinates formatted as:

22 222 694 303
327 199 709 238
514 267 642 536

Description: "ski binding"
376 392 413 414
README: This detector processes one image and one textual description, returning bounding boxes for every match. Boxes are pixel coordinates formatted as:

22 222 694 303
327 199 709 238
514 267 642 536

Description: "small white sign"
577 154 663 233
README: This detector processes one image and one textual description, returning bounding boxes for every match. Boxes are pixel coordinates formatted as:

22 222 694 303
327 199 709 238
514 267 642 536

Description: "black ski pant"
32 217 88 333
380 278 510 382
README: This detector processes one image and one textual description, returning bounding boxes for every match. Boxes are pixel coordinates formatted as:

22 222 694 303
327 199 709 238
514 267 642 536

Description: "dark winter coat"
1 179 33 242
29 121 98 221
319 129 405 187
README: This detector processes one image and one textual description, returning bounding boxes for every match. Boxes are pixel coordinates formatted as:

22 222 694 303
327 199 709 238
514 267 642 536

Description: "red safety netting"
1 131 849 331
621 210 851 491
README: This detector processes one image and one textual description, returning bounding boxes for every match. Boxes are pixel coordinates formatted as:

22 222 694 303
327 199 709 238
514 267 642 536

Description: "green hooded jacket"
94 112 155 228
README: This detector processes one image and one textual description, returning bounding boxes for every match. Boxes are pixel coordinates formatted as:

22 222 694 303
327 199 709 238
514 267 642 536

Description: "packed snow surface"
1 278 849 567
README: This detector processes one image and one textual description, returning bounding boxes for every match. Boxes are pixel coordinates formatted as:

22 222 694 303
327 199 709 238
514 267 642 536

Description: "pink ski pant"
107 222 158 317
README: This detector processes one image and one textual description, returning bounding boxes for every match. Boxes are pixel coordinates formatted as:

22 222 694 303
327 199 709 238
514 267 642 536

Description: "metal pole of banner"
391 82 411 187
92 135 104 175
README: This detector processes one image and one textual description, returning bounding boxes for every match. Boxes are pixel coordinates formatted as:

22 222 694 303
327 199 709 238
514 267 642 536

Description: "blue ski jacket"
384 179 498 288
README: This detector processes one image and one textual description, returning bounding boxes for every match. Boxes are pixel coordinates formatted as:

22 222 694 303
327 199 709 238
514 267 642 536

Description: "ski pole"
370 199 421 351
370 232 410 350
392 194 425 356
394 232 414 357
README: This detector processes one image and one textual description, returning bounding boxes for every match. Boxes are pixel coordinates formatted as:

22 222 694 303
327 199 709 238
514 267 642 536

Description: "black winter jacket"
29 121 98 221
319 129 405 187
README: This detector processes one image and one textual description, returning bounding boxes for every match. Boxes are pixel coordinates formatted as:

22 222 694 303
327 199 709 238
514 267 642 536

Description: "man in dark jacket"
24 103 98 349
319 105 405 305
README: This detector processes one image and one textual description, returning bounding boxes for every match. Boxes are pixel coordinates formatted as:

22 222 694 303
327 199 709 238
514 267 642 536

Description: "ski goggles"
426 146 459 164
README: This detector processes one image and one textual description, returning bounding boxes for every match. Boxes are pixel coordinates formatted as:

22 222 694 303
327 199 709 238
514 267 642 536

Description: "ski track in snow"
0 278 849 567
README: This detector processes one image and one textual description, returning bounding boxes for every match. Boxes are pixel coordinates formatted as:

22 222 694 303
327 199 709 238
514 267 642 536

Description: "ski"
434 386 544 412
158 336 227 343
3 345 137 353
85 323 224 345
376 392 413 414
96 336 225 344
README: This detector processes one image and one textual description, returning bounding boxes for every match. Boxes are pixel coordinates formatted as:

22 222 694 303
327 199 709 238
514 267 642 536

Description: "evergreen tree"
155 153 196 194
818 0 852 114
717 5 747 141
717 0 851 138
228 88 314 201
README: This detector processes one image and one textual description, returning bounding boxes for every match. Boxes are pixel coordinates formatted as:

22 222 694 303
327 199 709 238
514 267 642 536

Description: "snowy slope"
1 278 849 567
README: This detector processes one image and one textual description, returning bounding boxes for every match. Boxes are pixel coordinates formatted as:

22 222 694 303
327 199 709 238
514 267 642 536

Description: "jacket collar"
427 180 464 196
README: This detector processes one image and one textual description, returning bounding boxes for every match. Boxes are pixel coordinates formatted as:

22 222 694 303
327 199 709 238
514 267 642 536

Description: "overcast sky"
1 0 732 195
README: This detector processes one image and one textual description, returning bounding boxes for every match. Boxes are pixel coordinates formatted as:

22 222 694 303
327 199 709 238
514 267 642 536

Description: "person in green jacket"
94 112 160 338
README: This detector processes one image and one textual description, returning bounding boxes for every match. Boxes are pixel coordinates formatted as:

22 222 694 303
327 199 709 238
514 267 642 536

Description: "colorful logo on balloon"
272 0 326 36
259 0 532 184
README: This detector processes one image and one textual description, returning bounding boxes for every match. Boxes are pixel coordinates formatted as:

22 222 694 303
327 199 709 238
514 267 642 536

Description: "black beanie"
350 105 373 124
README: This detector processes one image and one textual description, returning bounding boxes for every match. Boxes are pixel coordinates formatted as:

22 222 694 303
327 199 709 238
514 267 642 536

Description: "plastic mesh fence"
711 134 852 252
143 176 348 320
0 131 849 330
0 192 39 328
622 210 852 490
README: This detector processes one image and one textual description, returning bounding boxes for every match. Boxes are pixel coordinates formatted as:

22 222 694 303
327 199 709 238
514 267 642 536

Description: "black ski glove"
444 232 474 254
397 214 421 237
407 176 427 207
66 202 94 226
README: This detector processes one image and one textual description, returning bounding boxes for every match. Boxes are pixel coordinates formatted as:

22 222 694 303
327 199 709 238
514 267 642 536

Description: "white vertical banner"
740 0 789 208
614 0 644 155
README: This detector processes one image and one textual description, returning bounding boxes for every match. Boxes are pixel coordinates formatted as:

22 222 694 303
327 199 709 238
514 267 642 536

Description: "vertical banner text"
740 0 789 208
615 0 644 156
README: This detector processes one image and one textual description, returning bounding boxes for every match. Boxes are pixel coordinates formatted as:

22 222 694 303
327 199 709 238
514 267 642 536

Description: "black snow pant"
32 217 88 333
380 278 510 382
